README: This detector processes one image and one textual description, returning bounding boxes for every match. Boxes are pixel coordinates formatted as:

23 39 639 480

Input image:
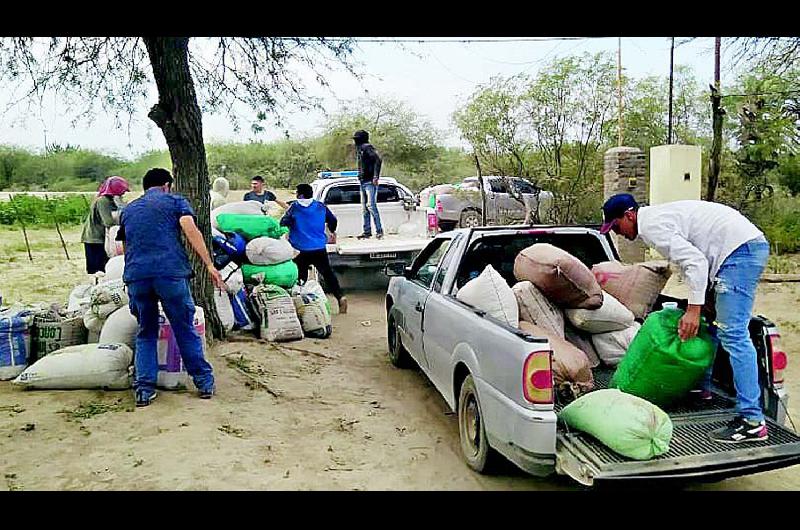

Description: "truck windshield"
455 232 610 290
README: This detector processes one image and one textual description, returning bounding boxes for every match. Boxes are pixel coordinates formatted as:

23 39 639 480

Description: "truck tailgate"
556 369 800 485
329 236 430 256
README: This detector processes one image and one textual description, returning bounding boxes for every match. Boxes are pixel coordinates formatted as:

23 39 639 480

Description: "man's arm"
279 204 295 227
324 205 338 233
178 215 226 291
641 222 709 340
272 198 290 210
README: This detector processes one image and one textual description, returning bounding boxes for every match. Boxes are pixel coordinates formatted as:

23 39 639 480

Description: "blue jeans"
360 181 383 235
127 277 214 395
700 236 769 421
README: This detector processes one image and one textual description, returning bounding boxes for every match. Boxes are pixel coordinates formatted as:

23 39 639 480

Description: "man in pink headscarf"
81 176 130 274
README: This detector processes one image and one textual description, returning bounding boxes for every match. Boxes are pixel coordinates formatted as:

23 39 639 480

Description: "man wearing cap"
600 193 770 443
352 130 384 240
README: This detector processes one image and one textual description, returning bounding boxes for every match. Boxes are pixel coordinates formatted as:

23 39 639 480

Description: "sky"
0 37 728 159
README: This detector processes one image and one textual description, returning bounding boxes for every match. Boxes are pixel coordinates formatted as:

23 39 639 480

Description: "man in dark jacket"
117 168 225 407
353 129 384 239
280 183 347 314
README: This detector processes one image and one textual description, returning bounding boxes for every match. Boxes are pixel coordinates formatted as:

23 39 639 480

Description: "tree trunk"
143 37 224 339
707 86 724 202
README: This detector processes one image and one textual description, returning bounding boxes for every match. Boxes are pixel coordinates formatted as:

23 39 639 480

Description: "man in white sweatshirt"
600 193 770 443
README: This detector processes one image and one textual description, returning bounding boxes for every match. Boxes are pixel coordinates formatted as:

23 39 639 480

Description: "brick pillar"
604 147 648 263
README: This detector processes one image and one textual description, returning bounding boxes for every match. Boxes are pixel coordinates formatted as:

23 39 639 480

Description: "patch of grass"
218 423 245 437
58 398 132 422
767 254 800 274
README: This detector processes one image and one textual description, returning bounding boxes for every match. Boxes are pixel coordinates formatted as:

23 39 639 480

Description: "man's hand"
328 231 337 244
679 304 702 341
207 263 227 291
372 177 379 186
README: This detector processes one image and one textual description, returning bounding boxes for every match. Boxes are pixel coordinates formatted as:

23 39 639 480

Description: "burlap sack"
519 320 594 399
512 281 564 338
591 260 672 319
565 291 635 334
514 243 603 309
564 323 601 368
592 322 642 367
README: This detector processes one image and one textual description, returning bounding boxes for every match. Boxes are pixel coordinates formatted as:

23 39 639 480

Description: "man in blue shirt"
280 183 347 314
243 175 277 204
117 168 225 407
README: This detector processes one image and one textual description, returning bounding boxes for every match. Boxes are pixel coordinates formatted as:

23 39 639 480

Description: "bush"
0 195 90 226
750 194 800 254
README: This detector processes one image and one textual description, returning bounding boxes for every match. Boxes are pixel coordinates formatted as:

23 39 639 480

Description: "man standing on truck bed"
353 129 384 240
600 193 770 443
280 183 347 314
243 175 277 204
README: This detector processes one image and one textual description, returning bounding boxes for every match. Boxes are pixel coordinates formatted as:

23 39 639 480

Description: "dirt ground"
2 227 800 490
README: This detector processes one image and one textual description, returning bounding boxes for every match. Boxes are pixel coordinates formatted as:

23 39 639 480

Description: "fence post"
44 193 70 260
8 194 33 261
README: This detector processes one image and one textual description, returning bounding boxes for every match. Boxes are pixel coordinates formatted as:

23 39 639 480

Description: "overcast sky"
0 37 728 159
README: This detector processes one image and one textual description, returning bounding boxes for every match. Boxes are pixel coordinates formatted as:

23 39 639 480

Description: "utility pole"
617 37 624 147
707 37 724 202
668 37 675 145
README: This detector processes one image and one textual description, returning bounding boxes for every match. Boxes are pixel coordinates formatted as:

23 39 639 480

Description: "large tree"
0 37 356 338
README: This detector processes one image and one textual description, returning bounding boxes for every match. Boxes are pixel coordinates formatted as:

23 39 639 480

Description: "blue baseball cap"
600 193 639 234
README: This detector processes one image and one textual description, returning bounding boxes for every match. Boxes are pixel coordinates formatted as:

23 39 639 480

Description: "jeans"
127 277 215 395
700 236 769 421
360 181 383 235
293 249 343 300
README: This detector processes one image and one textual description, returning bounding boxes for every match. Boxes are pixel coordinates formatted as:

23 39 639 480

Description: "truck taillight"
523 350 553 404
768 333 787 385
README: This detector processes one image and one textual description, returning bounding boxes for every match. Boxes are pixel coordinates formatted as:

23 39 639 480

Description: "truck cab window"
411 239 452 289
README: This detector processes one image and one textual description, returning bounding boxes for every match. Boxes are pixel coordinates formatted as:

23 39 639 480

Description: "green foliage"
0 194 90 226
751 193 800 254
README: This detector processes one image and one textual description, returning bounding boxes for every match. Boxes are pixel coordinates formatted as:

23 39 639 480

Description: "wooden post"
9 194 33 261
668 37 675 145
44 193 70 260
474 154 487 226
707 37 723 202
617 37 624 147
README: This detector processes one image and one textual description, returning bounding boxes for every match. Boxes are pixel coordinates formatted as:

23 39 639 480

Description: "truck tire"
458 374 500 473
459 208 482 228
387 311 414 368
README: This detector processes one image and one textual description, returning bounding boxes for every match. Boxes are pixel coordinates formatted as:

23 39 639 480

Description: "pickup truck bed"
556 367 800 485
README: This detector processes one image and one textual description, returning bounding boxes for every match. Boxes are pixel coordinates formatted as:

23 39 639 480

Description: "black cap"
352 130 369 144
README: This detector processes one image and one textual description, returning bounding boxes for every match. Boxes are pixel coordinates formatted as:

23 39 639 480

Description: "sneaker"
689 389 714 408
135 390 158 407
199 387 215 399
376 233 384 240
357 233 372 240
709 416 768 444
338 296 348 314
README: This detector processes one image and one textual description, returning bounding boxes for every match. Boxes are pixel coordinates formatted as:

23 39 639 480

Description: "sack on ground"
216 213 288 241
12 343 133 390
102 255 125 283
157 306 207 390
211 201 266 230
610 308 716 407
105 225 124 258
592 260 672 319
559 389 673 460
512 280 564 337
291 280 332 339
215 289 235 333
591 322 641 367
519 321 594 399
565 291 634 334
0 311 33 380
564 323 601 368
32 310 87 360
246 237 299 265
514 243 603 309
67 284 93 314
251 284 304 342
242 261 299 289
456 265 519 328
99 306 139 350
230 289 256 331
220 262 244 293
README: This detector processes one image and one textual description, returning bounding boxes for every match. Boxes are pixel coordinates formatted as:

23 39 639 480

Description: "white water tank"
649 145 702 205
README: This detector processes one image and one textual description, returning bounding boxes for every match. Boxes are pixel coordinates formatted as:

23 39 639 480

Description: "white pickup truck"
309 175 431 287
385 225 800 486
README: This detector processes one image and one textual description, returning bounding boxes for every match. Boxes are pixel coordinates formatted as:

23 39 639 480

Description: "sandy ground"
2 227 800 490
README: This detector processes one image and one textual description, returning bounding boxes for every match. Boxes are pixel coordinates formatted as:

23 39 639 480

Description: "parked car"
419 176 554 231
384 225 800 486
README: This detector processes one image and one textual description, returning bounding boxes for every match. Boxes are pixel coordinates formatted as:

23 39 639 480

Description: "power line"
721 90 800 98
327 37 607 44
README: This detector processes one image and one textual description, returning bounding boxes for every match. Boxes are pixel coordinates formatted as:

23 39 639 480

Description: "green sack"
610 308 717 407
242 261 298 289
216 213 289 241
560 389 673 460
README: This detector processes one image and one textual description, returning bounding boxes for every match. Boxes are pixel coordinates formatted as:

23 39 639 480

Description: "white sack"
565 291 635 334
456 265 519 328
13 343 133 390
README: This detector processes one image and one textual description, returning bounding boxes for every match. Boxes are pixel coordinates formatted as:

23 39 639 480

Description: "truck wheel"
387 312 413 368
459 209 482 228
458 375 500 473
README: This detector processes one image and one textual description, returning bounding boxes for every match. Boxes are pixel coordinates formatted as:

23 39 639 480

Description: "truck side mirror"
384 261 408 277
402 195 416 211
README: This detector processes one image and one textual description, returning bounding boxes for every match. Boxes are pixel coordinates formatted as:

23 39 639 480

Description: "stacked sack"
512 244 601 399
